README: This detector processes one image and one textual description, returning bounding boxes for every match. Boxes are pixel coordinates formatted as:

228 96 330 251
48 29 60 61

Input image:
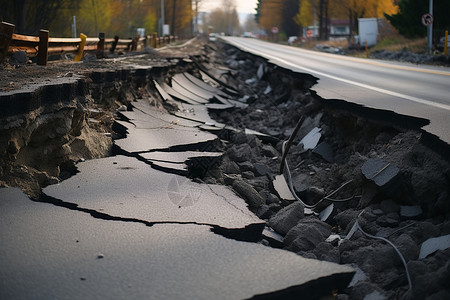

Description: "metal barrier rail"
0 21 177 65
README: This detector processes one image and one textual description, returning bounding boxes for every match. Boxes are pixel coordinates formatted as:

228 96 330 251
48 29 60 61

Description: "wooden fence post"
37 29 49 66
97 32 105 58
74 33 87 61
151 32 157 48
0 22 15 63
131 36 138 51
110 35 119 53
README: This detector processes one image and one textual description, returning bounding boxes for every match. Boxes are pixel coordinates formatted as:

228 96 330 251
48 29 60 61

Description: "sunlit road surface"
221 37 450 145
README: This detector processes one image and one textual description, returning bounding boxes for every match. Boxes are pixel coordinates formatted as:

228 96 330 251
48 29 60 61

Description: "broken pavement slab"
43 155 263 240
0 187 354 300
361 159 400 187
114 119 218 153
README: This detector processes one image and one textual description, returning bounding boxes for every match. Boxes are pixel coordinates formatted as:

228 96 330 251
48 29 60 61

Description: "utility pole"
427 0 433 54
161 0 165 36
72 16 77 38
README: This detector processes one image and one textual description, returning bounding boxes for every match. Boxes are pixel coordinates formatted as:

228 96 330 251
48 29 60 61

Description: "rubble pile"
198 41 450 299
1 37 449 299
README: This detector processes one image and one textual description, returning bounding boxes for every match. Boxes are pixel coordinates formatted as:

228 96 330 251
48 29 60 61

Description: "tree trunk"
171 0 177 36
14 0 27 34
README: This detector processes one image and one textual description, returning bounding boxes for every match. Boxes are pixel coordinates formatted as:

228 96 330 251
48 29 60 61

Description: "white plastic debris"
419 234 450 259
299 127 321 150
319 204 334 221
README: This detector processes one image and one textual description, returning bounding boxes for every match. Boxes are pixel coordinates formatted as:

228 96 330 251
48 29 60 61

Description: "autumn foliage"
1 0 194 38
256 0 399 38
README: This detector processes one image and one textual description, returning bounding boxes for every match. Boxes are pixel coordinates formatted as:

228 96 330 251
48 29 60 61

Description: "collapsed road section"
1 38 450 299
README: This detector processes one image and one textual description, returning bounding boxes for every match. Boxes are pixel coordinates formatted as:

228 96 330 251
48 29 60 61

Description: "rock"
358 183 379 208
406 260 428 283
292 174 309 194
313 242 340 263
400 205 423 219
268 201 305 235
334 209 360 232
256 204 272 219
260 144 278 157
9 51 28 66
237 161 253 172
393 233 419 262
376 213 400 228
313 142 334 162
242 171 255 179
350 281 388 300
380 200 400 214
227 143 253 162
284 217 332 251
259 190 280 204
268 203 282 213
409 259 450 300
221 157 240 174
253 163 271 177
408 221 440 244
232 180 264 208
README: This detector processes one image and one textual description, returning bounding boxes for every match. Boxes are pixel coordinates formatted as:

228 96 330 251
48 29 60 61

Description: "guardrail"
0 22 177 65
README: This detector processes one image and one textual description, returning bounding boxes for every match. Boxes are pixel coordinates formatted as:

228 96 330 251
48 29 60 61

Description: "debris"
347 265 367 287
361 159 400 187
257 64 265 80
313 142 334 162
232 179 265 208
272 175 295 201
268 201 305 235
400 205 423 219
299 127 322 150
319 204 335 222
419 234 450 259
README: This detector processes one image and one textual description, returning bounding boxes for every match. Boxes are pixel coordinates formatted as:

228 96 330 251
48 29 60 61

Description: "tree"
259 0 283 33
282 0 301 36
1 0 78 35
386 0 450 38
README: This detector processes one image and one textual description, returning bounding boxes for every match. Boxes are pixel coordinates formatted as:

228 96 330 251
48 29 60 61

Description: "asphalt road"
221 37 450 145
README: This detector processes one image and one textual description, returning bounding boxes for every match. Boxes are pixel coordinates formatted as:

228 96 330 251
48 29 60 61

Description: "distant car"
209 33 217 42
243 32 253 38
436 36 450 51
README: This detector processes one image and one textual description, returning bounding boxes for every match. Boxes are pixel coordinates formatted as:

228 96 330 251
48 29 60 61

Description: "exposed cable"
354 210 413 291
281 139 355 209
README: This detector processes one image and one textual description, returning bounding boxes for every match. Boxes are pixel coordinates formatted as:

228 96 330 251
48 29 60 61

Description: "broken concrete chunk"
268 201 305 236
257 63 265 80
272 175 296 201
361 159 400 187
232 179 265 208
313 142 334 163
299 127 322 150
419 234 450 259
284 217 332 252
400 205 423 219
253 163 271 177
